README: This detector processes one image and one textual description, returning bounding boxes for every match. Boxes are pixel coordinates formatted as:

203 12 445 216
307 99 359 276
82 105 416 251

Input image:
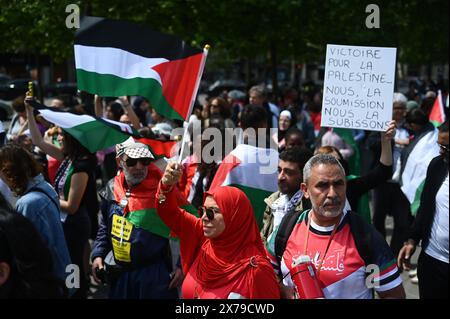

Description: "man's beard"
312 198 343 218
123 168 148 186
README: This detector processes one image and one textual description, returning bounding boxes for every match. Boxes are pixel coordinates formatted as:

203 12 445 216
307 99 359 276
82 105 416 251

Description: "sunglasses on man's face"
199 206 220 221
124 157 152 167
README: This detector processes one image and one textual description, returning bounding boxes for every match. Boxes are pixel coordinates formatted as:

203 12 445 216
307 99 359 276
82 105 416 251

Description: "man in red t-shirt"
268 153 405 299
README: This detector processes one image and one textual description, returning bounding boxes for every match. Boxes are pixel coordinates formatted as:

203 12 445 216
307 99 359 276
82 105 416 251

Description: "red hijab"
192 186 276 295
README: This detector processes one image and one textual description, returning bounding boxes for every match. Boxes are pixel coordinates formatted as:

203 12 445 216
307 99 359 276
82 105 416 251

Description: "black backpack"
274 209 374 269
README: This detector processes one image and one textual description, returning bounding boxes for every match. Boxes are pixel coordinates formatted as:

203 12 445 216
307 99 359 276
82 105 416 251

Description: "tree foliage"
0 0 447 66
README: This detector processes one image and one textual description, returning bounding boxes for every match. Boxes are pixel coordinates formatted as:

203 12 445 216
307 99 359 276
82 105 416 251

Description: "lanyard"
303 211 340 278
119 188 132 213
118 188 131 245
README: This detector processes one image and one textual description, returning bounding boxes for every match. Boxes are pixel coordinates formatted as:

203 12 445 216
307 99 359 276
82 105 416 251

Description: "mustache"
323 198 341 206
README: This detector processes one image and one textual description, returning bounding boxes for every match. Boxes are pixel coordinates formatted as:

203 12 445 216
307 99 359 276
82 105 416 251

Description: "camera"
95 267 107 284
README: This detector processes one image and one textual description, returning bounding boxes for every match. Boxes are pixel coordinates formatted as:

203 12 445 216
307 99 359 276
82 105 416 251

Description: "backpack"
274 209 374 269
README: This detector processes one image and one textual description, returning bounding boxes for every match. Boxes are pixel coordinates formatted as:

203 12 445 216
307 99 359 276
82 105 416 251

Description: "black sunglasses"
199 206 219 221
124 157 152 167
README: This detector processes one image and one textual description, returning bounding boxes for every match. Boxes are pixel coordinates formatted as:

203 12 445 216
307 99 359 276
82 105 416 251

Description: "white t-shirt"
425 173 449 263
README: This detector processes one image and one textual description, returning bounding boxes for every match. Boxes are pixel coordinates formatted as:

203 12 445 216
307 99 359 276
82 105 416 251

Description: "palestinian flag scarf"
114 162 197 238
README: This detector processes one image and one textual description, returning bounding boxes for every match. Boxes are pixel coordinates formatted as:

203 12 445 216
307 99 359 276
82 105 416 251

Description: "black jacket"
409 155 448 247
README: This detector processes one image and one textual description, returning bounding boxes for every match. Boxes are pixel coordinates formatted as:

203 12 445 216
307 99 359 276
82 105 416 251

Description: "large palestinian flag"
74 16 206 121
209 144 279 229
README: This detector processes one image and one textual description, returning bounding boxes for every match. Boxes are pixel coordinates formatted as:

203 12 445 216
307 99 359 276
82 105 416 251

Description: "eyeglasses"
199 206 220 221
438 143 449 153
124 157 152 167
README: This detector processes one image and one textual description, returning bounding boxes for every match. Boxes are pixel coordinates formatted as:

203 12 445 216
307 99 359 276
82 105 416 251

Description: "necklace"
303 211 340 278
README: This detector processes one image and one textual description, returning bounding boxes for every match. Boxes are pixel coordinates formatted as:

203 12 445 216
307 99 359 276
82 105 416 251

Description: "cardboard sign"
321 44 397 131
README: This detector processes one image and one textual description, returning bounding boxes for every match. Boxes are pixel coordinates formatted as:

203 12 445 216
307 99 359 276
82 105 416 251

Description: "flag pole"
177 44 210 165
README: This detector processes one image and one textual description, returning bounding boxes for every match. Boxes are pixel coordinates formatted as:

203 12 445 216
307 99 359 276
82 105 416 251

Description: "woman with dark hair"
179 118 228 209
25 96 98 298
0 144 71 282
6 96 28 142
0 201 67 298
206 97 235 129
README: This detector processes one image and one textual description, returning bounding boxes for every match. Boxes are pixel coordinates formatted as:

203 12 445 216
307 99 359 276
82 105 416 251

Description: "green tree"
0 0 447 96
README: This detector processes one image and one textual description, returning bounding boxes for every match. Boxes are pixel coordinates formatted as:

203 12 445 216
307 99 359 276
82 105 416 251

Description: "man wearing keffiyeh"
90 137 181 299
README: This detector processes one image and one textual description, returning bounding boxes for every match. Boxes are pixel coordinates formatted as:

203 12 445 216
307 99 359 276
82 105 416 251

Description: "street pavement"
385 216 420 299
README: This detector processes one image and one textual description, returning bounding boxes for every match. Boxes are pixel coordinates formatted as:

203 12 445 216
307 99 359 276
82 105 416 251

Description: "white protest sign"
321 44 397 132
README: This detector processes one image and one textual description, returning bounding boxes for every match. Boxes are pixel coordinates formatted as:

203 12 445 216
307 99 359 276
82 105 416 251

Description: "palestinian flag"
400 127 440 214
136 137 177 159
209 144 279 229
29 100 137 153
74 16 206 121
429 90 446 127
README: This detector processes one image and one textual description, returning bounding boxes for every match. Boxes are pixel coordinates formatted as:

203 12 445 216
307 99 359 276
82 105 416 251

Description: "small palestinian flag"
209 144 279 229
136 137 177 159
29 100 138 153
74 16 206 121
429 90 446 127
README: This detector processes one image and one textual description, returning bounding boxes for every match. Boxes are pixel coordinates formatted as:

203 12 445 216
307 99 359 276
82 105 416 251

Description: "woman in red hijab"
156 162 280 299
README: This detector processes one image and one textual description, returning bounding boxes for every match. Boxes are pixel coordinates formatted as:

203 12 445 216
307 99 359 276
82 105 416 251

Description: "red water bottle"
290 255 324 299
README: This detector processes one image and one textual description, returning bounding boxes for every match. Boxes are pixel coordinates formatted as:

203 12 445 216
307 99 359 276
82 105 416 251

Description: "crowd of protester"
0 78 448 299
